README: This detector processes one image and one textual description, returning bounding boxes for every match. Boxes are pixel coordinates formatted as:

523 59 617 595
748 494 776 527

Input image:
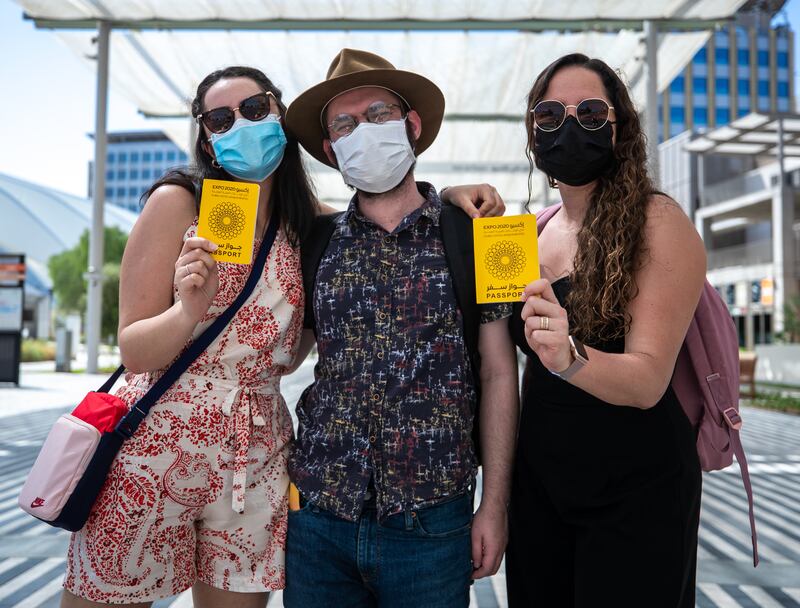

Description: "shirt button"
383 236 393 245
369 435 377 443
377 352 384 359
372 393 381 402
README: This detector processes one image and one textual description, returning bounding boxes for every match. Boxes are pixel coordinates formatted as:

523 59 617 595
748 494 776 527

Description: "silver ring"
184 264 191 277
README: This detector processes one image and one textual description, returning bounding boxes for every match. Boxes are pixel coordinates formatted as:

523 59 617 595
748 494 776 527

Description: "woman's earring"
212 159 221 169
548 175 558 189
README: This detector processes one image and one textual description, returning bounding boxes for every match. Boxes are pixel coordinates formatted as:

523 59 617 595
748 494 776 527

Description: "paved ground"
0 363 798 607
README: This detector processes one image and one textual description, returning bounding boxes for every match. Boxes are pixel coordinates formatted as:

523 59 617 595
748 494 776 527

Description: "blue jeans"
284 493 474 608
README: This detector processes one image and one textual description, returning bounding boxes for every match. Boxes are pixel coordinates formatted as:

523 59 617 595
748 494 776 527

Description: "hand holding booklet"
197 179 260 264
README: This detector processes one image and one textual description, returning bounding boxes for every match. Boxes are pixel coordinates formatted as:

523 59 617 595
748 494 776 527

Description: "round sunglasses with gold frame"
531 98 615 132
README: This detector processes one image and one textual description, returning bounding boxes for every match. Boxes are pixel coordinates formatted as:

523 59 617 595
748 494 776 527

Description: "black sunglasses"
197 91 275 134
531 98 615 132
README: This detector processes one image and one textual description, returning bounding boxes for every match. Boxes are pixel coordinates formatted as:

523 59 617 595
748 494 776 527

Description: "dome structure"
0 172 138 298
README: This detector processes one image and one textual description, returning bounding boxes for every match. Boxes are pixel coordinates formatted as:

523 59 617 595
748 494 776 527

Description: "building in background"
87 131 189 213
660 121 800 349
657 1 800 349
659 0 793 142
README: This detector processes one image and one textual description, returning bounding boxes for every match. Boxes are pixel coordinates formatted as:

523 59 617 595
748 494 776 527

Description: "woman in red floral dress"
61 66 320 608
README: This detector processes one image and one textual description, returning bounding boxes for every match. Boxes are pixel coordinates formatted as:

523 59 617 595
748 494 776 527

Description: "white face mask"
330 119 415 194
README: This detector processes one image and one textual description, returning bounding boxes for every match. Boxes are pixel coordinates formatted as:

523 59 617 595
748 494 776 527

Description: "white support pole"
644 20 660 186
772 117 797 336
188 118 198 163
696 152 705 212
86 21 110 374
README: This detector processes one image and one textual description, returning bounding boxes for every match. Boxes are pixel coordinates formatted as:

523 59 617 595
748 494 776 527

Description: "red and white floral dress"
64 221 304 603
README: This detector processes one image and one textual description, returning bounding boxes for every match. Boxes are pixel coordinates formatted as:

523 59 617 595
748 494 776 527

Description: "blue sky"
1 0 799 198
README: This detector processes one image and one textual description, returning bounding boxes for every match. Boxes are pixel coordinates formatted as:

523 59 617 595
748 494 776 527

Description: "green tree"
48 227 128 343
102 261 121 343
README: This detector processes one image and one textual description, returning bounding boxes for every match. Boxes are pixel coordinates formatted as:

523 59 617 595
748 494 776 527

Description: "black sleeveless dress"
506 277 702 608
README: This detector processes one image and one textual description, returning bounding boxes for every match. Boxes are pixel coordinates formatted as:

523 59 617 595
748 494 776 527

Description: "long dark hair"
525 53 656 343
142 66 318 246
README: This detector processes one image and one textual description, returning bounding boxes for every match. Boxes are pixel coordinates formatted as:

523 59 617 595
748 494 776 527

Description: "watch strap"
552 335 588 381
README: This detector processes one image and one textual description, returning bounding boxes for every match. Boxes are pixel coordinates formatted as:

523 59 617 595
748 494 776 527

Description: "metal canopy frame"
25 16 732 32
21 3 738 372
685 112 800 157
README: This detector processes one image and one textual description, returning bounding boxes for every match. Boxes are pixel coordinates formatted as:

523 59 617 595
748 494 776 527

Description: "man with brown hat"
284 48 518 607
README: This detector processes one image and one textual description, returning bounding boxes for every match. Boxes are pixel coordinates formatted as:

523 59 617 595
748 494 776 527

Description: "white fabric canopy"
16 0 744 208
51 30 711 119
51 29 710 209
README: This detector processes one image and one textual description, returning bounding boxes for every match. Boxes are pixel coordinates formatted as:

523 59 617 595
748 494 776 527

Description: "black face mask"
533 116 615 187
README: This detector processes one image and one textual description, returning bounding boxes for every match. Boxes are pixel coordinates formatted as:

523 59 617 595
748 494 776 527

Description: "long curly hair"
525 53 656 343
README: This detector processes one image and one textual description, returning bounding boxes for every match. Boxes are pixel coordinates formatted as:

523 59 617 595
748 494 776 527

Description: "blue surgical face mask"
210 114 287 182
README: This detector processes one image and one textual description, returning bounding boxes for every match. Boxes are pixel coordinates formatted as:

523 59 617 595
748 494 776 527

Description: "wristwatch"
552 335 589 381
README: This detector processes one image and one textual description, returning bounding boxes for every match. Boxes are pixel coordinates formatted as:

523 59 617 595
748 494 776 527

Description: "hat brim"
286 69 445 168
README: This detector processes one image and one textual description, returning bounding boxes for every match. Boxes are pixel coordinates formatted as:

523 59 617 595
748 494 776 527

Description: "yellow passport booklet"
473 214 540 303
197 179 259 264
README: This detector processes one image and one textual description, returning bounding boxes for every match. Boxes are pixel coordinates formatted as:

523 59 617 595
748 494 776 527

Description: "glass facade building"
87 131 189 212
659 13 794 142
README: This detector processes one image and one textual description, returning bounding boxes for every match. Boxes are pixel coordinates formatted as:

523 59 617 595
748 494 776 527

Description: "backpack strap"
536 203 562 234
440 204 479 357
439 203 483 462
737 438 759 566
301 212 343 335
685 309 759 567
732 431 759 566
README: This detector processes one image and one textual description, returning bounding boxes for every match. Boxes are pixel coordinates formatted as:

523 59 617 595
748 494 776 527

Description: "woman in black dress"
505 54 707 607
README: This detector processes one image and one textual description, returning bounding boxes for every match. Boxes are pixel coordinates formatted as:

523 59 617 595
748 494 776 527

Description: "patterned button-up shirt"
290 182 510 521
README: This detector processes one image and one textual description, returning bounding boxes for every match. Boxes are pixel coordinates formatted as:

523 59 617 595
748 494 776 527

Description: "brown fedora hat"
286 48 445 167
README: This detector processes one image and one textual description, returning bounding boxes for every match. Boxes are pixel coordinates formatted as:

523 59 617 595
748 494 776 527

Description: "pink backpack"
536 204 758 566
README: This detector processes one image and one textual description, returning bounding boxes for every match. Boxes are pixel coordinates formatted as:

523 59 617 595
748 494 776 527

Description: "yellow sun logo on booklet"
473 215 539 303
207 202 247 240
485 241 526 280
197 179 259 264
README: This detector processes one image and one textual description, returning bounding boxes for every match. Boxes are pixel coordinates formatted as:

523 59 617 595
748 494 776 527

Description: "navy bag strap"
97 365 126 393
108 214 280 440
